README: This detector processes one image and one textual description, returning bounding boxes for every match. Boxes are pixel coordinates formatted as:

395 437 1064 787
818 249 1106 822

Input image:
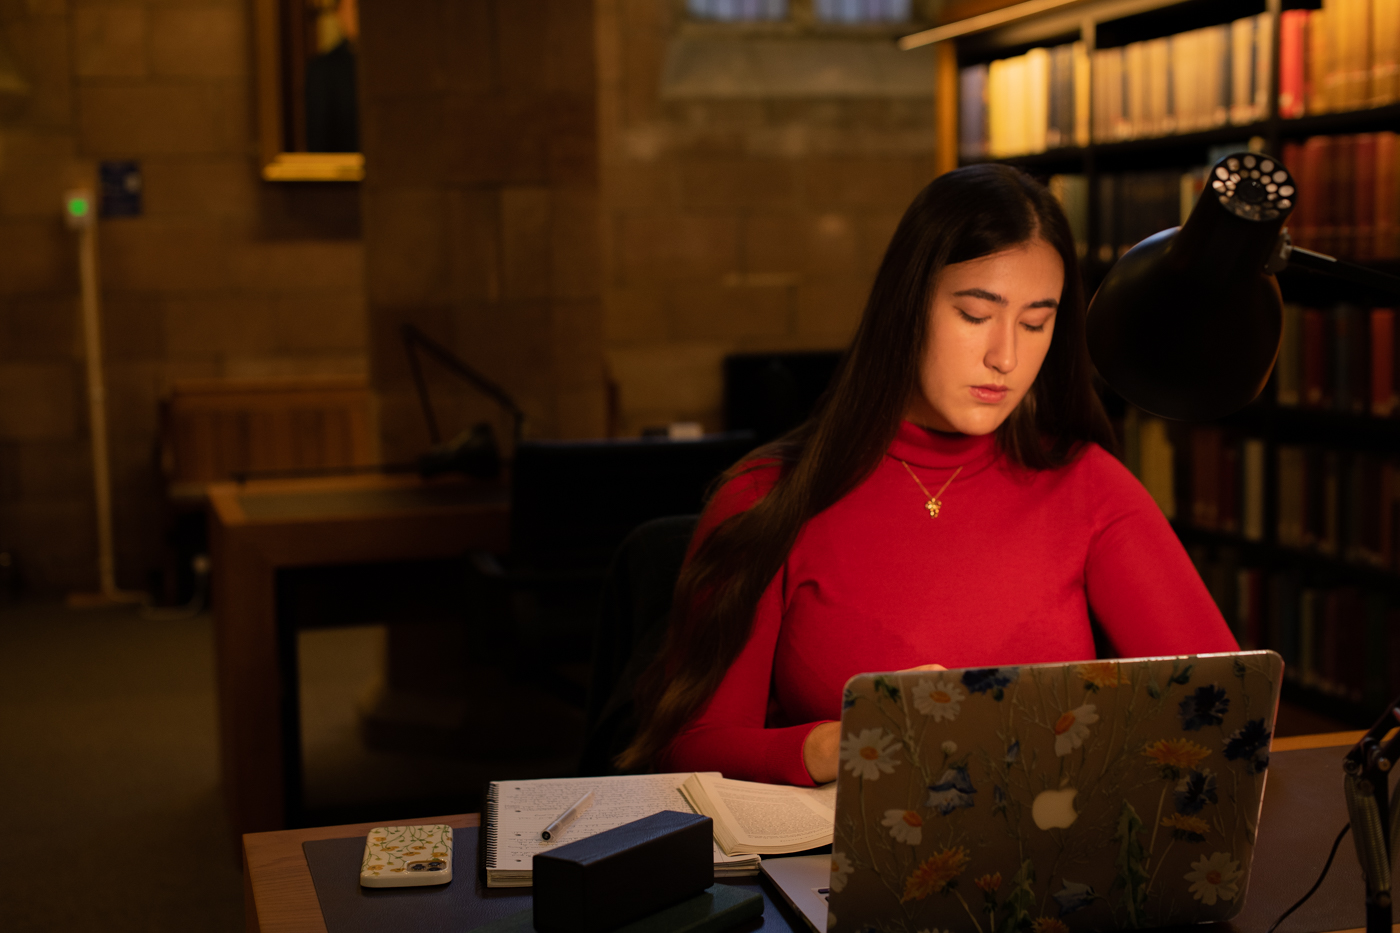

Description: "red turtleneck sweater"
661 421 1239 786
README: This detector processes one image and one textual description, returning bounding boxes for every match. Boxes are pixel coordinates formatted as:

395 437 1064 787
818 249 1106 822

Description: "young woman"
618 164 1238 786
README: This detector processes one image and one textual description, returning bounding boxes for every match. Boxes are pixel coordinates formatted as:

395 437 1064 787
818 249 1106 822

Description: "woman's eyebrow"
953 287 1059 310
952 287 1005 304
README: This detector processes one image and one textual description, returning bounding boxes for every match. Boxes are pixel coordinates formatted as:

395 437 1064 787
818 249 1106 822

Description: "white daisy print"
1052 704 1099 756
881 809 923 845
1186 852 1241 905
829 851 854 892
912 678 965 721
826 911 837 932
840 727 900 780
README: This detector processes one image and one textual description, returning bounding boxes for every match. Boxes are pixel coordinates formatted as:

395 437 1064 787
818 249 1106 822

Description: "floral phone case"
359 824 453 887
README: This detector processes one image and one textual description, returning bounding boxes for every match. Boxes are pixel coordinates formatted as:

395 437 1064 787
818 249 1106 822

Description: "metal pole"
66 189 140 606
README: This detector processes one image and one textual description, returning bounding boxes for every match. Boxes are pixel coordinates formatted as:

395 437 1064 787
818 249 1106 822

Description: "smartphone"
359 824 453 887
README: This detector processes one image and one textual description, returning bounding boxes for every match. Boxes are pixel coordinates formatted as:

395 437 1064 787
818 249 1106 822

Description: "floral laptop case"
826 651 1282 933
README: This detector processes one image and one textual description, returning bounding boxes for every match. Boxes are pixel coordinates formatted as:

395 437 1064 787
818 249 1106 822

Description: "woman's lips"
970 384 1009 403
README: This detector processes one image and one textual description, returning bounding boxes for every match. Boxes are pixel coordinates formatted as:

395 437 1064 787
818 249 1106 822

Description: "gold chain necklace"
899 461 962 518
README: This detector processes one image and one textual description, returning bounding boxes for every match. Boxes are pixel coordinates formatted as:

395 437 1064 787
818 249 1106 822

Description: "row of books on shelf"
1275 303 1398 415
1044 133 1400 264
1281 132 1400 261
959 13 1272 158
1126 414 1397 570
959 0 1400 159
1046 170 1201 264
1191 550 1397 707
958 42 1090 160
1278 1 1400 119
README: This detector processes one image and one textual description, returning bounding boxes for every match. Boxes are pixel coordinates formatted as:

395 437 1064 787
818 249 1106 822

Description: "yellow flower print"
1161 813 1210 836
900 846 970 902
1078 662 1121 689
1143 738 1211 772
1032 918 1069 933
975 872 1002 893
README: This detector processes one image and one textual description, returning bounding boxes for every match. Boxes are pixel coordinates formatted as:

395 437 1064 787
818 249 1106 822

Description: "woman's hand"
803 721 841 784
806 664 945 783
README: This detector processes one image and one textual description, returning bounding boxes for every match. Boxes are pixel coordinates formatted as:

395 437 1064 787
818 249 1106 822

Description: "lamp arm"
400 323 526 441
1279 239 1400 300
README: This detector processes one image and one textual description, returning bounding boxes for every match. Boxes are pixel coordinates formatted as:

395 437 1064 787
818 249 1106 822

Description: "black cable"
1266 822 1351 933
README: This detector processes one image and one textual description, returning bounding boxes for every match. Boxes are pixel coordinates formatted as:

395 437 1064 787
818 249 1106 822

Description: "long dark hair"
617 164 1117 772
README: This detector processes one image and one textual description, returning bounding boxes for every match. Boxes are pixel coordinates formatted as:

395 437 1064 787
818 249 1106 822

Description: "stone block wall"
596 0 939 435
0 0 367 593
359 0 607 462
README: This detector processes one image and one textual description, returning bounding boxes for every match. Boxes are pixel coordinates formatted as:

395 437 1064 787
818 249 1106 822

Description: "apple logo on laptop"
1032 786 1078 830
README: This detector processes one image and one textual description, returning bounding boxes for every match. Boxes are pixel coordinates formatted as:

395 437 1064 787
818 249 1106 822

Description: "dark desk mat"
304 746 1379 933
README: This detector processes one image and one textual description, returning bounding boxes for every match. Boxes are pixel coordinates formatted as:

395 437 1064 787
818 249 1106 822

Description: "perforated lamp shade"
1085 152 1294 422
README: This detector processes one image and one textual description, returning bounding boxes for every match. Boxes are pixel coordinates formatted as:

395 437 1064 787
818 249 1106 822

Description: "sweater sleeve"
1081 448 1240 658
656 464 829 786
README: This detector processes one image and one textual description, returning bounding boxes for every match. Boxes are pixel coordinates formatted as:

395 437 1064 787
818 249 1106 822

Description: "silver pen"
541 789 595 841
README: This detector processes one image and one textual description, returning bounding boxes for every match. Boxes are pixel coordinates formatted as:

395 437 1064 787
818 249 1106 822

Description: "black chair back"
578 515 698 776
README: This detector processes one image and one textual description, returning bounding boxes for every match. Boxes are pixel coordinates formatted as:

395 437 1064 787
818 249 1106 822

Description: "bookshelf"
932 0 1400 725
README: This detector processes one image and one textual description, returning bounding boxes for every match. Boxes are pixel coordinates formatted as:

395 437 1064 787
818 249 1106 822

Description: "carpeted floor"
0 600 588 932
0 602 244 932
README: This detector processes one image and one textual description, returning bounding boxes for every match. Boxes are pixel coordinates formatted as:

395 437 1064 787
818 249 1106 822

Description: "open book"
679 773 837 856
484 772 761 887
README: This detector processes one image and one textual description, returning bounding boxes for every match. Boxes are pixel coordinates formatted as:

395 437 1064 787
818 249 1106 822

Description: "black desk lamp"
1086 152 1400 933
1087 151 1400 421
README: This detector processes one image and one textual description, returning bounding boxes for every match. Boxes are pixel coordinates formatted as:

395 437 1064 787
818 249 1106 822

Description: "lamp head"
1085 152 1294 421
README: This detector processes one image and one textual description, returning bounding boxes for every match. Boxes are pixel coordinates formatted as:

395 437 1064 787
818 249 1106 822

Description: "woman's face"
906 238 1063 435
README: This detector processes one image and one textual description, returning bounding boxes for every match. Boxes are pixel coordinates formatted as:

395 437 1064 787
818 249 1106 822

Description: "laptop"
780 651 1283 933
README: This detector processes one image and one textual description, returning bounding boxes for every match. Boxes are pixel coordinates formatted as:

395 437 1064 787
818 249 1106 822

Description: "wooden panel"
162 376 377 487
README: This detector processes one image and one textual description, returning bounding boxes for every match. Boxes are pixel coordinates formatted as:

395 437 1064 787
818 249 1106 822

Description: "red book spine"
1377 132 1399 260
1355 133 1377 262
1302 307 1330 408
1372 308 1395 415
1331 135 1356 258
1297 136 1329 250
1279 9 1308 118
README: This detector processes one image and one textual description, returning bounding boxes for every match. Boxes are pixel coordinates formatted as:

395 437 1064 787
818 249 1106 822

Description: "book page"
489 772 750 871
694 773 836 849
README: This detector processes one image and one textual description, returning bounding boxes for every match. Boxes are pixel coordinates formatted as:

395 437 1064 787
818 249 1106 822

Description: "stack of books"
1278 0 1400 118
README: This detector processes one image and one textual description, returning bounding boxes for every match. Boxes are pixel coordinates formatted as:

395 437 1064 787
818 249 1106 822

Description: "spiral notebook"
483 772 762 886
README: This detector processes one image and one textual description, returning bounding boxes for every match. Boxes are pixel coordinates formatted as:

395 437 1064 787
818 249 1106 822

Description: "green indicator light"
67 196 89 218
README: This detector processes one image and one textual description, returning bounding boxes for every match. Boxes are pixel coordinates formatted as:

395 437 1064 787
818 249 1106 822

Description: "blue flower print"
992 784 1007 814
1224 718 1271 774
842 687 856 710
1179 685 1229 731
925 766 977 815
962 667 1019 700
1174 768 1218 815
1005 740 1020 763
1053 880 1097 915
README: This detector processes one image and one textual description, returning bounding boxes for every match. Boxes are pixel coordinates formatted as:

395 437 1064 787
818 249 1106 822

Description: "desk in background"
210 472 509 845
241 732 1374 933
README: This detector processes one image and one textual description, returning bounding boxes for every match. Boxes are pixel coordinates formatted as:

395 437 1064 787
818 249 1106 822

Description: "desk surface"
241 732 1369 933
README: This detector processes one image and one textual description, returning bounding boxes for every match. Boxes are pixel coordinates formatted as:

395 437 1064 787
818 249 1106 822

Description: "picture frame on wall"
254 0 364 181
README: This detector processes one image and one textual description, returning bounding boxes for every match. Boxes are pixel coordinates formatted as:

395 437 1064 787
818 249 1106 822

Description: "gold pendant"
926 498 941 518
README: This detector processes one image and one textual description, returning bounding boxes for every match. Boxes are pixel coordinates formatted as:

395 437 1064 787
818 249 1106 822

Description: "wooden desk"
241 732 1368 933
210 472 509 844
